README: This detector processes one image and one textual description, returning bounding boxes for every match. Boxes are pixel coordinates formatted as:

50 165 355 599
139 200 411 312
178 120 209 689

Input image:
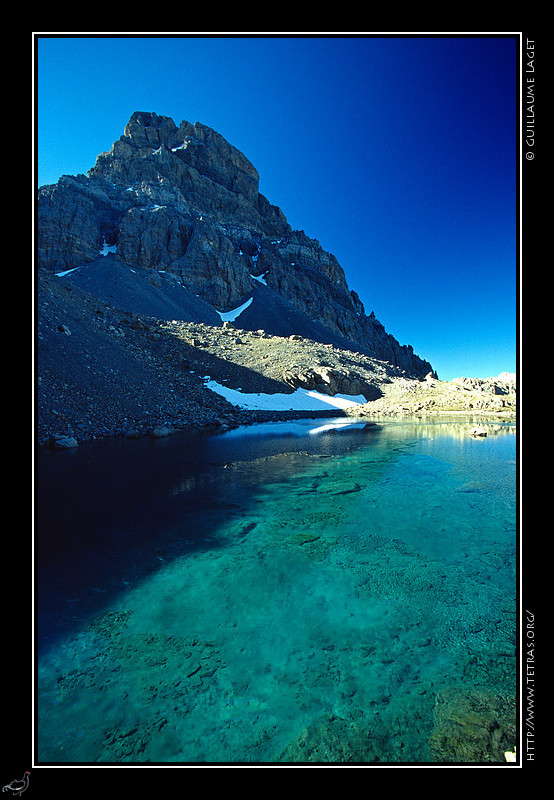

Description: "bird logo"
2 773 30 796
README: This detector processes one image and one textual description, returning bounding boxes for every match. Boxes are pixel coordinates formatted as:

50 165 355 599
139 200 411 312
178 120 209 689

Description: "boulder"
468 426 487 437
150 426 177 438
49 436 78 450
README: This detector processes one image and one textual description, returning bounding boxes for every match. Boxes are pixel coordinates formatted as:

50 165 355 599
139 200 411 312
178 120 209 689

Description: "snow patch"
100 238 117 256
205 379 365 411
250 271 269 286
55 266 84 277
216 297 253 322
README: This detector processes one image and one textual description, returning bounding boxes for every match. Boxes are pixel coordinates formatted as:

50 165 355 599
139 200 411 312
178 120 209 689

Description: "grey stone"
50 436 78 449
150 426 177 438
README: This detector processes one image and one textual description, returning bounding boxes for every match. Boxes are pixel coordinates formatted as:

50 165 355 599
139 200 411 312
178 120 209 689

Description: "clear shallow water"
36 417 517 764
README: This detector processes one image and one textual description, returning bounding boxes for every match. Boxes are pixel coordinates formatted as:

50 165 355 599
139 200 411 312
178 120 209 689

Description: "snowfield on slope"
205 379 365 411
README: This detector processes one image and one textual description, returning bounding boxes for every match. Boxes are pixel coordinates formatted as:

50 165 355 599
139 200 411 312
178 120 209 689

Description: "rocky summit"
38 112 434 369
36 111 515 447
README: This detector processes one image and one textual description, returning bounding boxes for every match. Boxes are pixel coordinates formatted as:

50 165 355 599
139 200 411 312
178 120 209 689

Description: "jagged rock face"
38 111 435 377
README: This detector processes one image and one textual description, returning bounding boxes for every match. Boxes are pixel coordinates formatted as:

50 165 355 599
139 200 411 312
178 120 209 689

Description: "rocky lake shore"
36 266 516 450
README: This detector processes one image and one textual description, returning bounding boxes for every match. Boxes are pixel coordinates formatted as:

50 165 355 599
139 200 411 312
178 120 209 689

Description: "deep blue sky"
36 35 519 380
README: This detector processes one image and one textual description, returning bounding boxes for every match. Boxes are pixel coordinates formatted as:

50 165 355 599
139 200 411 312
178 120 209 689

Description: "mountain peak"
38 111 435 378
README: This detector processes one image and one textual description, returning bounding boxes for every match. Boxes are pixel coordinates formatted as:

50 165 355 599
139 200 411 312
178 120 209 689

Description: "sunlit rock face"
37 111 435 378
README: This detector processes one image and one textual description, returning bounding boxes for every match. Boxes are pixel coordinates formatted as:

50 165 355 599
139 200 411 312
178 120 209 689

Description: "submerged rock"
277 713 379 763
428 686 516 763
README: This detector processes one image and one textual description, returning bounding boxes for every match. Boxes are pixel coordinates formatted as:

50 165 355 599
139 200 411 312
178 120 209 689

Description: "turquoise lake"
36 416 518 764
